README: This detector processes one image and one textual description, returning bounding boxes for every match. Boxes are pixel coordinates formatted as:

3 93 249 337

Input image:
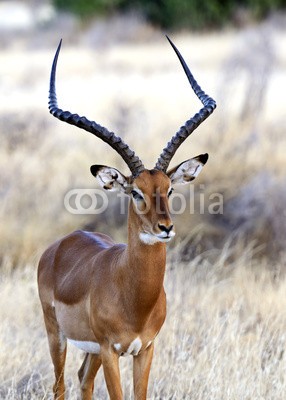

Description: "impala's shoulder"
61 230 115 248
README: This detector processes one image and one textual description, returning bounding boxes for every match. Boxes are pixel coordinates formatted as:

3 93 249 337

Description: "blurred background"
1 0 285 269
1 1 286 398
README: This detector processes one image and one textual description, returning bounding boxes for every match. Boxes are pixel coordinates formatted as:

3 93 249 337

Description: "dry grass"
1 249 286 399
0 10 286 400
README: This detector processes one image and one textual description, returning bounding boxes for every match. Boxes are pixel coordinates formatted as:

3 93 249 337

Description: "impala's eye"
131 190 144 201
168 188 174 198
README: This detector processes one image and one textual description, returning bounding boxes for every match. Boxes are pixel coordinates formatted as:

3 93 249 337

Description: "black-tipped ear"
90 165 128 192
167 154 208 185
197 153 209 165
90 165 104 177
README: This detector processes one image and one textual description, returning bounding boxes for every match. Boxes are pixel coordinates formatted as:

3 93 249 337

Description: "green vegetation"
52 0 286 29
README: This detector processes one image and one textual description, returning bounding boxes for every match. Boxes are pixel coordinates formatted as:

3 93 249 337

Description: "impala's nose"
158 223 174 235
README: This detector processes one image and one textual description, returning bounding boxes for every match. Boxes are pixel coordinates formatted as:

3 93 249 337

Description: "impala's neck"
124 203 167 325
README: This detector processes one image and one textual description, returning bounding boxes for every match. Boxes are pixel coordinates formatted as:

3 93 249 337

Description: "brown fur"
38 171 172 400
38 164 205 399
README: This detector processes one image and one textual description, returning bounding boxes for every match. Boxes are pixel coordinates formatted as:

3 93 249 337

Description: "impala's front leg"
133 343 154 400
101 347 123 400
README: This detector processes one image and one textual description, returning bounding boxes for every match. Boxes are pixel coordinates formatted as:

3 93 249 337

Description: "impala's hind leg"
42 304 67 399
78 353 102 399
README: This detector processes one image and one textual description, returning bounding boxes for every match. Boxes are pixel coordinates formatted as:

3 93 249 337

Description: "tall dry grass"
1 248 286 399
0 11 286 399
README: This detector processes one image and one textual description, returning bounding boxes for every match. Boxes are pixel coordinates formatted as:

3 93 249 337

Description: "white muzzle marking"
139 231 175 245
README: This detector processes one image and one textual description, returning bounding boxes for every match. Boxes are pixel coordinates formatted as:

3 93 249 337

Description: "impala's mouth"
139 230 175 245
158 236 172 242
157 232 176 242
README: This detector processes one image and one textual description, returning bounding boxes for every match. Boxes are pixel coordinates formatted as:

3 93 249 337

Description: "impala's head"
90 153 208 244
48 37 216 245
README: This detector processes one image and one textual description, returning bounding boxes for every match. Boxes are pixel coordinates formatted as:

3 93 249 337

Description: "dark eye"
168 188 174 198
131 190 144 201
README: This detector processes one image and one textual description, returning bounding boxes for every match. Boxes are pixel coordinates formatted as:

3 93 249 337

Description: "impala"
38 37 216 400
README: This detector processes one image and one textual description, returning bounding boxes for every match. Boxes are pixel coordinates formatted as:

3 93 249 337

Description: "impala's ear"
167 153 208 185
90 165 129 192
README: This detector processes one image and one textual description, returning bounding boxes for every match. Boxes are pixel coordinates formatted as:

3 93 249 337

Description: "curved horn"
155 36 216 172
49 40 145 177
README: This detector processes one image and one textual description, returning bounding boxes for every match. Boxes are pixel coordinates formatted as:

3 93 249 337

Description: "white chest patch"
139 232 160 245
68 339 101 354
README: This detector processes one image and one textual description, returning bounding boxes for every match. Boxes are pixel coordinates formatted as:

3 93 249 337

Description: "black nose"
158 223 173 234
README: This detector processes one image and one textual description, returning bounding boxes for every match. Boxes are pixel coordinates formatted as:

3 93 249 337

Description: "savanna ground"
0 7 286 399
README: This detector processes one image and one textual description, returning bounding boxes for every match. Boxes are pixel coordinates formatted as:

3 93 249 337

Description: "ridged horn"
154 36 216 172
49 40 145 177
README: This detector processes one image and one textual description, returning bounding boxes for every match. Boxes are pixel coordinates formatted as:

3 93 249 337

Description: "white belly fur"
68 339 101 354
68 337 144 357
